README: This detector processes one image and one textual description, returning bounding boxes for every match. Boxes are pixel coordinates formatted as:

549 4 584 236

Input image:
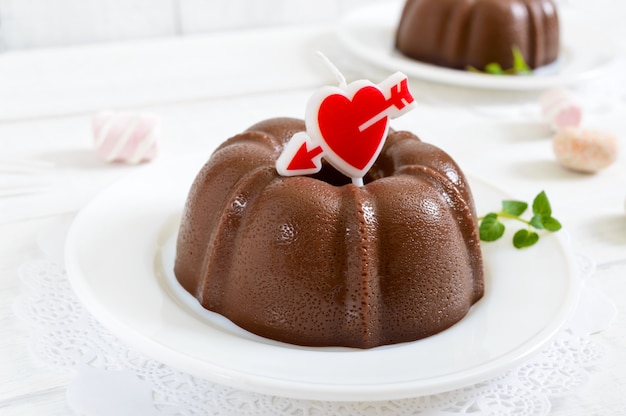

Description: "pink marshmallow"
93 111 160 164
553 127 619 173
541 89 583 132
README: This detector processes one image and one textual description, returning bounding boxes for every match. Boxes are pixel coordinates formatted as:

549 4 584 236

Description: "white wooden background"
0 0 393 50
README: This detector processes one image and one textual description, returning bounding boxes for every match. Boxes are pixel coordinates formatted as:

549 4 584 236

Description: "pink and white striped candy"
553 127 619 173
93 111 160 164
541 89 583 132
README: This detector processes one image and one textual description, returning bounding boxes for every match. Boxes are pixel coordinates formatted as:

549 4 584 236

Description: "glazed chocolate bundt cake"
395 0 560 70
174 117 484 349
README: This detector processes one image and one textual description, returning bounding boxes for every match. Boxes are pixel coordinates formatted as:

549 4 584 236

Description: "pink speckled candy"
553 127 619 173
541 89 582 132
93 111 160 164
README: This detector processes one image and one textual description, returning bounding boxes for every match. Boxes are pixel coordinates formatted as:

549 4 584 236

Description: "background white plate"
336 2 616 90
65 156 580 401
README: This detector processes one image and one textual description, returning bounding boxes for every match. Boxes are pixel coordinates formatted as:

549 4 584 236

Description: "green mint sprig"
478 191 562 249
466 46 532 76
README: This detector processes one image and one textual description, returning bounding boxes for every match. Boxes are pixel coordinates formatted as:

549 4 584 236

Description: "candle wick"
352 177 364 187
316 51 347 88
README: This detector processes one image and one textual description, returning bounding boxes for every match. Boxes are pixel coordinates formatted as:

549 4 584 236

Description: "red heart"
317 86 388 174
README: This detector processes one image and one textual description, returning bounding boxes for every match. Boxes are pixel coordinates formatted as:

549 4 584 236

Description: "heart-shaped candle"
276 70 415 186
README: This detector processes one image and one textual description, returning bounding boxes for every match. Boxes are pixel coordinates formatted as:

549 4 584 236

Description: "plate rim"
64 155 581 401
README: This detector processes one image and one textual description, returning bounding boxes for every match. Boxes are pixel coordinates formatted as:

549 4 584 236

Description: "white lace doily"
14 229 616 416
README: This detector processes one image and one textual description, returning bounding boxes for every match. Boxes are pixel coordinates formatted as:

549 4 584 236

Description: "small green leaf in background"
541 216 562 232
532 191 552 217
530 214 545 230
502 200 528 217
465 45 533 76
485 63 505 75
511 46 532 75
479 213 505 241
513 229 539 249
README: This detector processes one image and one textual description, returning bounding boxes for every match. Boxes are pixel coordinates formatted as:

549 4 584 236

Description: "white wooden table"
1 7 626 414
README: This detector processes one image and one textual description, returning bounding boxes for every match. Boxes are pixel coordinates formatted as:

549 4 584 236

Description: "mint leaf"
466 46 533 76
465 66 482 73
485 63 505 75
511 46 531 75
513 229 539 249
541 216 562 232
532 191 552 217
479 191 561 248
502 200 528 217
479 213 505 241
530 214 545 230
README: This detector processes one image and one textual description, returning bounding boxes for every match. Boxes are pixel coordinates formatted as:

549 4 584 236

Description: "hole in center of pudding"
307 163 382 186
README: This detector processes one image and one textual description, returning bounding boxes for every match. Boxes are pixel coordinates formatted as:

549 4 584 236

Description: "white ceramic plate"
336 2 616 90
65 156 580 401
